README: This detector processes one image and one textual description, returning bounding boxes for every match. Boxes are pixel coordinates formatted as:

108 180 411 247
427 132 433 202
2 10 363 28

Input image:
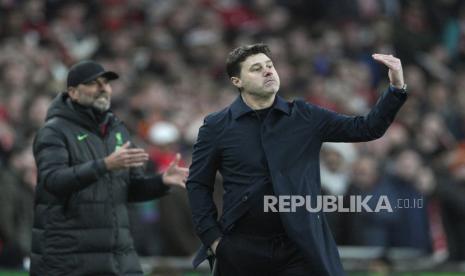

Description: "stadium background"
1 0 465 275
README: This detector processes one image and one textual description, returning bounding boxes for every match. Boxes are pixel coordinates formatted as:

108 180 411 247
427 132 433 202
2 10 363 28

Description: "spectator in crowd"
0 145 35 268
357 148 432 253
320 142 357 243
341 154 383 246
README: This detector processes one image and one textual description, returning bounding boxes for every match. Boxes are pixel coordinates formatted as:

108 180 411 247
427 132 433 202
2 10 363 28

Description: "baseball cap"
67 60 119 87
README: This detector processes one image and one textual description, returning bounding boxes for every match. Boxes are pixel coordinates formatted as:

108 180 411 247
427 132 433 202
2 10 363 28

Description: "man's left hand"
372 53 404 89
162 153 188 188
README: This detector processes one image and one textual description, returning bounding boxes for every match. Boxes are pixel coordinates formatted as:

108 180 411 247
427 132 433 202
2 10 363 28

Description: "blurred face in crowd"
231 53 280 98
10 146 37 190
351 156 379 190
322 149 344 172
395 149 422 181
29 95 51 128
68 76 112 112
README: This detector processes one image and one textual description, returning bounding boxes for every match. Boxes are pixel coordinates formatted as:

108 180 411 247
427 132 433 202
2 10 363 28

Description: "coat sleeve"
33 126 108 198
186 118 222 247
313 87 407 143
127 167 170 202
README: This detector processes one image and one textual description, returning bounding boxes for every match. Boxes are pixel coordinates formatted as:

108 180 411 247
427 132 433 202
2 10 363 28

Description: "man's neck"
241 92 276 110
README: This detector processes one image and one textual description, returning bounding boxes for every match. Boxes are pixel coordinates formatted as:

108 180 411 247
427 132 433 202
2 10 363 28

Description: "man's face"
395 150 421 181
69 76 112 112
351 157 378 190
232 53 280 97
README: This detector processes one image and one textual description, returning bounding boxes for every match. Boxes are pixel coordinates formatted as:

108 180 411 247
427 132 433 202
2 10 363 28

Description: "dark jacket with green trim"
31 93 169 276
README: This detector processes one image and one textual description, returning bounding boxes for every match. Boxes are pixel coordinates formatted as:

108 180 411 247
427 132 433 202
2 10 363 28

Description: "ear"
67 87 79 101
231 77 242 89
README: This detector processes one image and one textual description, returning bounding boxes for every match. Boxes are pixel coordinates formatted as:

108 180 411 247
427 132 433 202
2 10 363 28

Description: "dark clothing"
235 106 286 237
187 87 407 275
368 175 431 252
342 176 431 252
0 168 34 261
215 233 311 276
31 93 169 276
434 179 465 260
233 180 285 237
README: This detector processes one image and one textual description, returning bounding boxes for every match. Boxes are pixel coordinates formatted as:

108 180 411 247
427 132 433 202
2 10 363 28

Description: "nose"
264 69 273 77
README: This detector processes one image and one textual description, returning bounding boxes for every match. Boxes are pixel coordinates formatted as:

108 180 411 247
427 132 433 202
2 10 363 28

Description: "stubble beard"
92 96 111 112
250 86 278 99
79 93 111 112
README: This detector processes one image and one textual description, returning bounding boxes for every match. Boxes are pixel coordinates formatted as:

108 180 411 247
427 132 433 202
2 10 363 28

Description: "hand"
162 153 188 188
372 53 404 89
104 142 149 171
211 237 221 255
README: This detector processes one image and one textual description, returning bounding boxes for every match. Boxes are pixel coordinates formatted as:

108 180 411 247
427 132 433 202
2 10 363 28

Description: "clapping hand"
162 153 189 188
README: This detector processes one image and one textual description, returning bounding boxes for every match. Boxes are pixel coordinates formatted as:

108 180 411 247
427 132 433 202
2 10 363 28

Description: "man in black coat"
31 61 188 276
187 44 407 276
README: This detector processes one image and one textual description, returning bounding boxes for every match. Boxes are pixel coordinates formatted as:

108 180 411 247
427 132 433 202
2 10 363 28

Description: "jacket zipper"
103 120 123 272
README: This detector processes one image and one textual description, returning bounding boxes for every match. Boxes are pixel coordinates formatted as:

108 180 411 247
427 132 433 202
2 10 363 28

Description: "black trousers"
213 233 312 276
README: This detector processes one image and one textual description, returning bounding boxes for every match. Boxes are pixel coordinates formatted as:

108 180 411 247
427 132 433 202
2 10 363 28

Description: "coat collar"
230 94 291 120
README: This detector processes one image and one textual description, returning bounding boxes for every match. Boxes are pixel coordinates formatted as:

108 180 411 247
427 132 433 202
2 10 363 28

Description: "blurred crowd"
1 0 465 271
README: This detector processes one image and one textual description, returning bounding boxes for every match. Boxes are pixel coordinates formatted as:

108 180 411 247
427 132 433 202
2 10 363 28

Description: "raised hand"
372 53 404 89
162 153 189 188
104 141 149 171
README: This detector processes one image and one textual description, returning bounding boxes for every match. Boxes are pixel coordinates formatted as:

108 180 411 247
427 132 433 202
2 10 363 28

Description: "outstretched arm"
128 152 188 202
162 153 189 188
315 54 407 143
